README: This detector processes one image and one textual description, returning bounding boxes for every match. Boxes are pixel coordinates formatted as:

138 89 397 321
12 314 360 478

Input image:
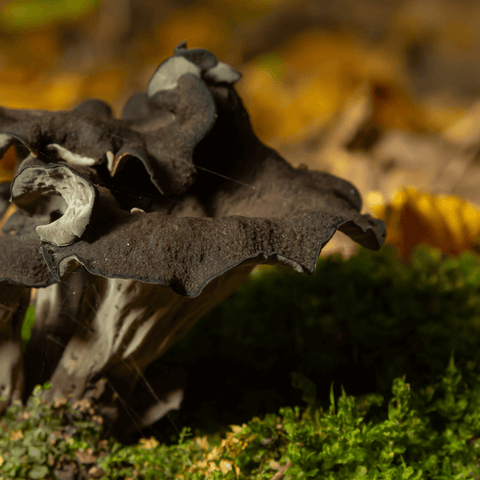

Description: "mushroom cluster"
0 42 386 439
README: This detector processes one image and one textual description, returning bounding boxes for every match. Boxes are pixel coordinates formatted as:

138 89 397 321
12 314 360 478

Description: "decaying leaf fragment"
0 42 386 441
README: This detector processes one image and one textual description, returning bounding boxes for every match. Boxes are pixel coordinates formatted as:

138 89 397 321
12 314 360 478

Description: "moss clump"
156 243 480 435
1 243 480 478
1 355 479 479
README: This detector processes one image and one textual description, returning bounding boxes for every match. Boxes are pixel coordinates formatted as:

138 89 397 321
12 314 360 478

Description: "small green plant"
0 381 107 479
1 353 479 479
2 243 480 478
155 243 480 434
93 354 480 478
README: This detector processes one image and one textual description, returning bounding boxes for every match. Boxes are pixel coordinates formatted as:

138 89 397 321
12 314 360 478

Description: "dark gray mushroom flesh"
0 42 386 440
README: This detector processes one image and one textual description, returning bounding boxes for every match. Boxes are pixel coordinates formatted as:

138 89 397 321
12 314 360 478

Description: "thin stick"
270 461 293 480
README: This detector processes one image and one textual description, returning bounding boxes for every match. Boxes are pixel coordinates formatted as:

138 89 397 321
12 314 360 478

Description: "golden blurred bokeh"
2 0 480 261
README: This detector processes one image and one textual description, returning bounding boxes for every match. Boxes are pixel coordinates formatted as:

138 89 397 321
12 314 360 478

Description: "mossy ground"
1 243 480 479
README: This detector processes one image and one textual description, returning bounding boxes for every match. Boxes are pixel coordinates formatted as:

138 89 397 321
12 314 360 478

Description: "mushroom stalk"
0 283 29 415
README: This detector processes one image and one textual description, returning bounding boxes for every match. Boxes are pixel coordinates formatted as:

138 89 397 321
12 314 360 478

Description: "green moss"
156 243 480 435
1 243 480 478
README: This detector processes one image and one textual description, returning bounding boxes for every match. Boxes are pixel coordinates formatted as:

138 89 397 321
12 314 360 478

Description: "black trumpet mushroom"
0 41 386 440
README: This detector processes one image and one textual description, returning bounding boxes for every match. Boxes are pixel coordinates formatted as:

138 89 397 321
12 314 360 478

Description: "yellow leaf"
206 446 221 461
0 145 17 183
369 187 480 259
10 429 23 441
237 29 428 145
138 436 159 450
230 424 246 434
195 436 209 450
442 99 480 147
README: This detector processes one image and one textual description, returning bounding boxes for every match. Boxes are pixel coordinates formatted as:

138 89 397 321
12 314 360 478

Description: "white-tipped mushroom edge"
47 144 97 167
204 61 242 84
11 164 96 246
147 56 202 97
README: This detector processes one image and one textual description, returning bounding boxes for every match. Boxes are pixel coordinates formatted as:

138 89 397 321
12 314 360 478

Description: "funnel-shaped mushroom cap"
0 42 386 438
0 41 385 293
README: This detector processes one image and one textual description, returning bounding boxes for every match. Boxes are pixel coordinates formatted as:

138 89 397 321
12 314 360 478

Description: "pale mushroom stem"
35 264 254 438
0 284 29 415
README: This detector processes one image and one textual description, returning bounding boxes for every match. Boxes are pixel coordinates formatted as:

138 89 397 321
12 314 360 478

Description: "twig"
270 461 293 480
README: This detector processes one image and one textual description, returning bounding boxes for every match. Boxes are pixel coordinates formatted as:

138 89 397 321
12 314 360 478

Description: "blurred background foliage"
2 0 480 261
3 1 480 466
